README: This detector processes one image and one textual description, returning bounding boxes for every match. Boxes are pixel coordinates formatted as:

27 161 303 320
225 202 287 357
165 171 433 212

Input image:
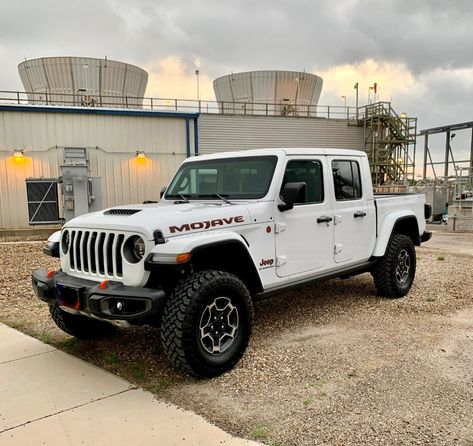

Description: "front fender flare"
145 231 263 293
147 230 250 261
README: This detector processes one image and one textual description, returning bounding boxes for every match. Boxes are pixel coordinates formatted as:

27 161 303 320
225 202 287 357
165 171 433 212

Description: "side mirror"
160 186 167 199
278 182 307 211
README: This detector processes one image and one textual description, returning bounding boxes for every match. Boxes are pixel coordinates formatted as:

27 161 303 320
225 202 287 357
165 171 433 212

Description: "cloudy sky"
1 0 472 168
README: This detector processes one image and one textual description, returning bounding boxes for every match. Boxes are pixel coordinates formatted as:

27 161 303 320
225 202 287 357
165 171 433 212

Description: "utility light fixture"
13 149 24 159
136 150 146 159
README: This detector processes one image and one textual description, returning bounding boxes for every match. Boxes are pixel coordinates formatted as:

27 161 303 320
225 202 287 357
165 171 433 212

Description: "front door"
275 157 334 277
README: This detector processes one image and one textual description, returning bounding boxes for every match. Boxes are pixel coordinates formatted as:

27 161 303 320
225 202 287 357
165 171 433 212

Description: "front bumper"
32 269 166 322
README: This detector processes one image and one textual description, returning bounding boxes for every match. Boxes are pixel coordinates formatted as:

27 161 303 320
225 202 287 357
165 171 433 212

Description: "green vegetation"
251 421 269 440
131 365 144 383
303 396 314 406
146 378 174 394
37 330 53 344
106 352 120 365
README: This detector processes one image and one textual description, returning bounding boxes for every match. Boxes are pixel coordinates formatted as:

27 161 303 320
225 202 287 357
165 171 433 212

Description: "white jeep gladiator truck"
33 148 432 377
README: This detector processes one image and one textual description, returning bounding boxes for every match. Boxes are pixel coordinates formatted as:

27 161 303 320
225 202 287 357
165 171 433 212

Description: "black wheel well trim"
189 239 263 294
391 216 420 246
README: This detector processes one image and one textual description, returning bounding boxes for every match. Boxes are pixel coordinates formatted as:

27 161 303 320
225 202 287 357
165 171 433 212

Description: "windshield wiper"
198 194 233 205
166 193 190 203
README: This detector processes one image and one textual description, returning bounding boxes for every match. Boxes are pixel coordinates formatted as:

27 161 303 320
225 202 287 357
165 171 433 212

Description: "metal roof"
0 103 199 119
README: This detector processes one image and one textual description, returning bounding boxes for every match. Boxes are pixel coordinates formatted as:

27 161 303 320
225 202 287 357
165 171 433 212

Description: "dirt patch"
1 240 473 445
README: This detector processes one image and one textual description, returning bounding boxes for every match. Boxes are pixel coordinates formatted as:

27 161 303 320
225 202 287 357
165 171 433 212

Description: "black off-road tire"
161 270 254 378
372 233 416 299
49 303 117 339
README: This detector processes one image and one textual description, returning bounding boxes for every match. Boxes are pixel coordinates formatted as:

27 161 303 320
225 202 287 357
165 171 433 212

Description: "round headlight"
124 235 146 263
61 230 70 254
133 236 146 259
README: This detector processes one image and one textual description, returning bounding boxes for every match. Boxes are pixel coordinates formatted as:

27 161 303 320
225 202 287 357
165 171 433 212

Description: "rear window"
332 160 362 200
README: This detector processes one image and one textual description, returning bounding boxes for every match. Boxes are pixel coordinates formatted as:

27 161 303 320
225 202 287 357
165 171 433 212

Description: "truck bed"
374 193 426 236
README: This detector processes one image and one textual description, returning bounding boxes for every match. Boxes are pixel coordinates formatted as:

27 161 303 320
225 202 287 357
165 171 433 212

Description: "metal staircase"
359 102 417 186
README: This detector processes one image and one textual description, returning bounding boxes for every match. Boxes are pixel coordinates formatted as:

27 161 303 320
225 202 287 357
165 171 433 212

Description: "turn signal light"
175 253 192 264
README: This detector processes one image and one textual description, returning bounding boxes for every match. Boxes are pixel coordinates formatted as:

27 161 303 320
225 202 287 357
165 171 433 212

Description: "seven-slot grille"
68 230 126 279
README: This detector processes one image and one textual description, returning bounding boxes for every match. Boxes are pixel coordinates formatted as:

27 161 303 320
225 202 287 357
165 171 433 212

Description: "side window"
282 160 324 204
332 160 362 200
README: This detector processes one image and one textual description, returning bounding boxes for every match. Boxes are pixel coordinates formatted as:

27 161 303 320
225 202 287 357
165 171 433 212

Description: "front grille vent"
104 209 141 216
68 230 125 278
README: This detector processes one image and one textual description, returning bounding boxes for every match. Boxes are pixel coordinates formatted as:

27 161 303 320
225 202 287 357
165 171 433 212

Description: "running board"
254 260 376 300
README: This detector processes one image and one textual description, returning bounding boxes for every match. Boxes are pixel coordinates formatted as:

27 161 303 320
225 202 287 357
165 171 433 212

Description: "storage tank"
18 57 148 108
213 70 323 116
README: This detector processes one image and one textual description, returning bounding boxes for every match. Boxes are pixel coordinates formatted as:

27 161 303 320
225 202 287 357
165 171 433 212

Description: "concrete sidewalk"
0 323 260 446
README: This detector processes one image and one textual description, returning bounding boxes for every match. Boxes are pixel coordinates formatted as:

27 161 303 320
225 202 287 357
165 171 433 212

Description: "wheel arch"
373 212 420 257
190 240 263 295
146 231 263 295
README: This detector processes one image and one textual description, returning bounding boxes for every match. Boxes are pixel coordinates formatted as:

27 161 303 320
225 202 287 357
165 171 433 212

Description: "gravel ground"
1 231 472 445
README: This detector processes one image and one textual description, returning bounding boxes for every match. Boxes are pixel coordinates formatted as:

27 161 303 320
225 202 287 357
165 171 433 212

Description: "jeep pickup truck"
32 148 431 377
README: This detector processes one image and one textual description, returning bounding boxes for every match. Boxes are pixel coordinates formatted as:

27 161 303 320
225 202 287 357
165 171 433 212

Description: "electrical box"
26 147 102 226
60 147 102 222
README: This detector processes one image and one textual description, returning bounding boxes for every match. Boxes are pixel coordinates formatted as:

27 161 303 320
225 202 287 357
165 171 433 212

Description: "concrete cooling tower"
18 57 148 108
213 70 323 116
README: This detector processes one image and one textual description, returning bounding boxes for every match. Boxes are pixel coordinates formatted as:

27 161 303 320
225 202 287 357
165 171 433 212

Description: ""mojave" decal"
169 216 245 233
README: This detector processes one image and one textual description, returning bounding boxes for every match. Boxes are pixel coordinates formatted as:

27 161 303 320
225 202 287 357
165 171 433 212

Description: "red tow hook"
47 270 57 279
99 280 109 290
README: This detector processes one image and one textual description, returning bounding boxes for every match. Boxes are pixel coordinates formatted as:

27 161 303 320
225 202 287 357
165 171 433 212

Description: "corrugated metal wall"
198 114 365 153
0 107 366 230
0 108 194 229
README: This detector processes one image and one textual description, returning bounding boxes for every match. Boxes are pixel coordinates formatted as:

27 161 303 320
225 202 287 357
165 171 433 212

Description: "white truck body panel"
56 148 428 291
373 193 426 256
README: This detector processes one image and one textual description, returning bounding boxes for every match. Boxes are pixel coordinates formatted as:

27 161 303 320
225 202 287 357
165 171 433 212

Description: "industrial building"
1 63 418 230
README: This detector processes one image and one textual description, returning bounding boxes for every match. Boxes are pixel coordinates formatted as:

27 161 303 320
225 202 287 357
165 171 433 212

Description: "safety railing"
0 90 358 120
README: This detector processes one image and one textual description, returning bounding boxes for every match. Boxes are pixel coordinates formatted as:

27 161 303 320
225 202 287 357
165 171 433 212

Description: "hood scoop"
104 209 142 216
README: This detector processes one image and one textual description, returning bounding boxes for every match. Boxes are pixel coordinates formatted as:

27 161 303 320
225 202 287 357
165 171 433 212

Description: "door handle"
354 211 367 218
317 216 333 224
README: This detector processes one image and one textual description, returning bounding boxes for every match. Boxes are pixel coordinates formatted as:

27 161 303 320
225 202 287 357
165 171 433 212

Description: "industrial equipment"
26 147 102 225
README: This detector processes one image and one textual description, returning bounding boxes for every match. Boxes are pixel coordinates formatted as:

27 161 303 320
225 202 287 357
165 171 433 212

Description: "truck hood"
63 202 254 240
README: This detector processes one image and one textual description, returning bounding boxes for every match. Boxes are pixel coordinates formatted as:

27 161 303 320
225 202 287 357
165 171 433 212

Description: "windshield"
165 156 278 200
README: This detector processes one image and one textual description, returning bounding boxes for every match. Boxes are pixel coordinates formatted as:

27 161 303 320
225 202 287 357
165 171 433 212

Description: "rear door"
329 157 376 263
275 156 334 277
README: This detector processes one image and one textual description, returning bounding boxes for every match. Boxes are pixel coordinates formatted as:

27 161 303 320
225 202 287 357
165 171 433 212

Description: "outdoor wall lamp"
13 149 25 159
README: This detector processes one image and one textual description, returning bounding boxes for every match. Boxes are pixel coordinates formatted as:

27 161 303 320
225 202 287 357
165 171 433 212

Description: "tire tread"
372 233 416 299
161 270 253 377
